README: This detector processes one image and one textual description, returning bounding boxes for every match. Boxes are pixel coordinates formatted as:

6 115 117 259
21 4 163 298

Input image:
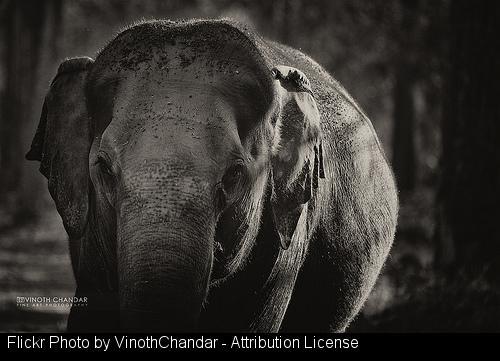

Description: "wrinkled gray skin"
27 20 398 332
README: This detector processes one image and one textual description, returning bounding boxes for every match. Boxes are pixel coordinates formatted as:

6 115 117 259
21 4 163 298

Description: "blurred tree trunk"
439 0 500 280
392 1 417 193
392 65 416 192
0 0 62 224
272 0 300 44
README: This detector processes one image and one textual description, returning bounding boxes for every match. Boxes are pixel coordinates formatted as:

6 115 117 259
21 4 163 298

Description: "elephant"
26 19 398 332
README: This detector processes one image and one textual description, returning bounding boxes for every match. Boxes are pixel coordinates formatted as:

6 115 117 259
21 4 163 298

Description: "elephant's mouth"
210 238 232 283
209 206 244 283
210 227 248 284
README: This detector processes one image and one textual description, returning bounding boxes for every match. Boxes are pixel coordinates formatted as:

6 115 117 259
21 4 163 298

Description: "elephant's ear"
26 57 94 239
270 65 325 250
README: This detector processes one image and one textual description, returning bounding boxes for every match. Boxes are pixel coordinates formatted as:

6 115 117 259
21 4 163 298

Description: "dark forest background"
0 0 499 332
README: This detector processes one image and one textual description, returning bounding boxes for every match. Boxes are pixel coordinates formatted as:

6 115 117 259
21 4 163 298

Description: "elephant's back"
256 39 384 152
259 40 365 117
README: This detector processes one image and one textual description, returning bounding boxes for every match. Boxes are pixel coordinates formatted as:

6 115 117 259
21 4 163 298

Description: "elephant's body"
28 20 397 332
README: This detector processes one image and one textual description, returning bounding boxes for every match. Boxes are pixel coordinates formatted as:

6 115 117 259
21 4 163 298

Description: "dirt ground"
0 208 74 332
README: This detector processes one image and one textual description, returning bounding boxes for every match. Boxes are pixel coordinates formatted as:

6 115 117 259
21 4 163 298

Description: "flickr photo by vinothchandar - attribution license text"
7 335 360 350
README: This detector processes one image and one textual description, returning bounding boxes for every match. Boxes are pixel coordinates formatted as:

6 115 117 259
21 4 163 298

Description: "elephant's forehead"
103 90 239 160
110 87 234 137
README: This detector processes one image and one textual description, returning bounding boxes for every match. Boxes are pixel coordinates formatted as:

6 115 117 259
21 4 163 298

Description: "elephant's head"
27 21 324 331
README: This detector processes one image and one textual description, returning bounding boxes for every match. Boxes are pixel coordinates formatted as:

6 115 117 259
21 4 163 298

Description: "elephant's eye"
222 162 245 191
95 154 116 206
96 155 114 177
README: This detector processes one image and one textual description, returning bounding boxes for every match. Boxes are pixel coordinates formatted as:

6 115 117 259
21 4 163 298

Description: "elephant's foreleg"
280 230 382 332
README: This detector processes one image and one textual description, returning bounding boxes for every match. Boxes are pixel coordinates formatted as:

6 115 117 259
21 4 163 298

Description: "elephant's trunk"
116 175 214 331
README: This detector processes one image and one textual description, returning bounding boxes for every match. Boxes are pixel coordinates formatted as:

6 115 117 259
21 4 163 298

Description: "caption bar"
6 335 359 351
